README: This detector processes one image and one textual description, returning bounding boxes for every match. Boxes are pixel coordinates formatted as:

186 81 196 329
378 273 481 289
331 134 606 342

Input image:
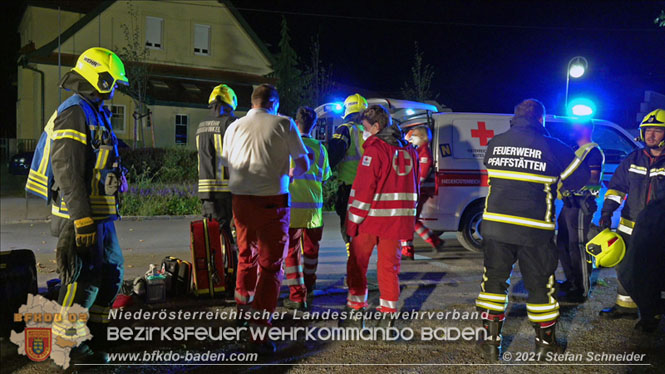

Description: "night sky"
2 1 664 138
232 0 665 127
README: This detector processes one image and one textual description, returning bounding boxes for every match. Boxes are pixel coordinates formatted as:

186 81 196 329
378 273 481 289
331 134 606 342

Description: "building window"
146 16 163 49
194 24 210 55
175 114 188 145
109 105 125 133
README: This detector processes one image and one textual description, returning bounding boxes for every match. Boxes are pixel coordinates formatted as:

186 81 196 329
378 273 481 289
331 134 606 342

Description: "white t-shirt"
222 108 308 196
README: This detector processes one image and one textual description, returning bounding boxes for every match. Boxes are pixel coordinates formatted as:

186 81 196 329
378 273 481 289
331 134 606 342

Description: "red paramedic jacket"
346 125 420 240
417 144 433 184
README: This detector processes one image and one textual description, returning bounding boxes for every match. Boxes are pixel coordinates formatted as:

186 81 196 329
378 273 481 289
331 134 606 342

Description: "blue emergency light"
405 109 415 116
332 103 343 113
567 98 596 117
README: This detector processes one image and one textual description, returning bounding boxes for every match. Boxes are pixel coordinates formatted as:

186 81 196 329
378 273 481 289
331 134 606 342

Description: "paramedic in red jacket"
345 105 419 325
401 126 444 259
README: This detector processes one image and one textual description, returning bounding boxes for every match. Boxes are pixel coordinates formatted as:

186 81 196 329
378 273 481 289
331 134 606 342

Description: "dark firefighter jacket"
196 110 236 199
618 196 665 317
481 117 590 246
28 71 123 223
601 148 665 235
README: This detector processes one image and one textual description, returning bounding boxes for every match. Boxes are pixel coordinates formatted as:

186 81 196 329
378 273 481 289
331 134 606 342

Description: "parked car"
8 152 34 176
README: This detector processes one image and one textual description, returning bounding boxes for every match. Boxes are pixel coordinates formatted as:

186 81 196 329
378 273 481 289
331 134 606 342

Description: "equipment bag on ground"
161 256 193 296
190 219 236 298
0 249 39 338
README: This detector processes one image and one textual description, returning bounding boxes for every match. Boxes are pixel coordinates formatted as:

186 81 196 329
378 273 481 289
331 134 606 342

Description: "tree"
116 1 151 148
401 42 438 102
272 17 303 117
656 10 665 27
301 36 335 108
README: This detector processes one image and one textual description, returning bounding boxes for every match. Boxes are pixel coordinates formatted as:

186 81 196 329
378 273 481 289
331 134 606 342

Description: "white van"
316 99 641 252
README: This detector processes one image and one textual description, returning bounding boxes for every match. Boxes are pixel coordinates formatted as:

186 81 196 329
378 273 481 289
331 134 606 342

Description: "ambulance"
317 99 640 252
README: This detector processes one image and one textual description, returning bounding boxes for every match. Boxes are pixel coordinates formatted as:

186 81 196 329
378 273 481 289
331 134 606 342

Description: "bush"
322 174 340 211
118 147 199 216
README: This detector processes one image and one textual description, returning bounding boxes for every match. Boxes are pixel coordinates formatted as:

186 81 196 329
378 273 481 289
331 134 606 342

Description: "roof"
21 0 274 67
26 52 275 108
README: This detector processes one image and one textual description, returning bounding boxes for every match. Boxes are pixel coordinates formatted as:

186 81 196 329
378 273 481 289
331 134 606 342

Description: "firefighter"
328 93 368 248
476 99 589 361
400 126 444 260
283 106 332 310
344 105 419 328
556 119 605 302
196 84 237 243
598 109 665 320
619 192 665 332
26 47 129 363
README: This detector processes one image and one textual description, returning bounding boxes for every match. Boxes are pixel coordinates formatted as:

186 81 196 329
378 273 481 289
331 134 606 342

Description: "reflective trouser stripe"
283 278 304 286
527 311 560 322
379 299 398 312
303 257 318 265
617 224 633 235
234 291 254 305
476 292 508 312
347 291 368 309
616 294 638 308
285 265 303 274
88 305 110 323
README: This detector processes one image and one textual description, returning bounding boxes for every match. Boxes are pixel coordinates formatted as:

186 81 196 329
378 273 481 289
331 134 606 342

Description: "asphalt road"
1 213 663 374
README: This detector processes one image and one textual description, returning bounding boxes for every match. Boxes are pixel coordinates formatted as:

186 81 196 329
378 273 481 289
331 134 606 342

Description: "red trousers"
401 192 441 256
285 227 324 302
233 194 289 317
346 232 401 313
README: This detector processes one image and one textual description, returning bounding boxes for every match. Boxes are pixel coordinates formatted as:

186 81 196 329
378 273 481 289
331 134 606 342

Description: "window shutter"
194 24 210 55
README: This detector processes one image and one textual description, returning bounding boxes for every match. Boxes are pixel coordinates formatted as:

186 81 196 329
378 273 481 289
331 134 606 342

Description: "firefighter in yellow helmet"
196 84 238 253
327 93 368 245
598 109 665 320
26 47 129 363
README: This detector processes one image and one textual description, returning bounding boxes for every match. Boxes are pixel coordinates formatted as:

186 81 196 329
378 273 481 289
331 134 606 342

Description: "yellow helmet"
586 229 626 267
639 109 665 147
208 84 238 110
343 93 368 118
72 47 128 94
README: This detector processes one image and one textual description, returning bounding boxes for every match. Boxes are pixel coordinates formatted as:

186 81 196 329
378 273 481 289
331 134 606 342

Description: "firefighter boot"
533 323 564 359
283 298 308 311
599 305 639 320
477 318 503 362
339 306 366 329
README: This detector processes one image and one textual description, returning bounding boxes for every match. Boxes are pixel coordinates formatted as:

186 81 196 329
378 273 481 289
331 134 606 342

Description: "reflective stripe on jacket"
290 137 332 228
347 134 419 240
27 94 121 221
481 119 590 246
602 148 665 235
335 122 365 185
196 114 235 198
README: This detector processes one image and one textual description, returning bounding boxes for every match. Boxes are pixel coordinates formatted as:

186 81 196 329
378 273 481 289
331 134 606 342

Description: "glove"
201 200 216 220
598 214 612 230
74 217 97 248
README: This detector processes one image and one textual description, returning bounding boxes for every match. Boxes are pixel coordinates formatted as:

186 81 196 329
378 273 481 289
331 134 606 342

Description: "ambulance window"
592 126 635 163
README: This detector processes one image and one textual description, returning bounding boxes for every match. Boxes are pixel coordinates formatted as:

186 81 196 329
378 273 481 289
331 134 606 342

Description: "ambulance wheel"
457 201 484 252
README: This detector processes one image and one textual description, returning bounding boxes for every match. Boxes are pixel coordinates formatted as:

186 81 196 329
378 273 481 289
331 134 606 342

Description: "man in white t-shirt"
222 84 310 351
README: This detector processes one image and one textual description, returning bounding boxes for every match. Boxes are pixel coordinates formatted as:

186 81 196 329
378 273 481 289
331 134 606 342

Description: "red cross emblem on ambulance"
471 121 495 146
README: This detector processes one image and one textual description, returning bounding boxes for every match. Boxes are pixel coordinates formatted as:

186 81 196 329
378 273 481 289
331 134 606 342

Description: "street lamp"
565 56 588 112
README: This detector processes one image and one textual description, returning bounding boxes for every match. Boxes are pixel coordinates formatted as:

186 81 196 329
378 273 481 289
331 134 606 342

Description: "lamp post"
565 56 588 112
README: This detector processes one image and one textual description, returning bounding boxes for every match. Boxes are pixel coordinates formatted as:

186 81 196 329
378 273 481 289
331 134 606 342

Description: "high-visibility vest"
336 122 364 185
290 137 331 228
26 94 121 221
558 142 605 198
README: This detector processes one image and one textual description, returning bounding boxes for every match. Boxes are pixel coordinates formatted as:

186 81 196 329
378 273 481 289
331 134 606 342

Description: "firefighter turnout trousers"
53 218 123 341
614 231 638 311
556 203 594 295
284 227 324 302
347 233 402 313
233 194 289 319
476 239 560 323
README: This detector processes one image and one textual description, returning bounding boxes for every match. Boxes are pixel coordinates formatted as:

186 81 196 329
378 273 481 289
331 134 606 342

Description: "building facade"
17 0 274 149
